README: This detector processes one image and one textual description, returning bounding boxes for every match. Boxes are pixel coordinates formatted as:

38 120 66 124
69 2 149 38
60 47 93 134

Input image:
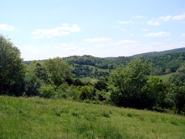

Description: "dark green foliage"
0 35 25 96
24 72 41 96
109 57 152 109
94 80 107 91
171 85 185 114
169 65 185 86
143 76 174 109
73 78 84 86
79 85 95 100
94 90 109 101
34 62 50 84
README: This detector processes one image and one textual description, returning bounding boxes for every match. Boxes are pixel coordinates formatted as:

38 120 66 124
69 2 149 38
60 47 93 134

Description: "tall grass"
0 96 185 138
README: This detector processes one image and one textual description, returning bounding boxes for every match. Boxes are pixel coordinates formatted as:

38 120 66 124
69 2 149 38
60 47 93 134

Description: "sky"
0 0 185 60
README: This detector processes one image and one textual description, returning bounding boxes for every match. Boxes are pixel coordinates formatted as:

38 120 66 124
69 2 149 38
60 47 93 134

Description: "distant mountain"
132 47 185 57
24 47 185 78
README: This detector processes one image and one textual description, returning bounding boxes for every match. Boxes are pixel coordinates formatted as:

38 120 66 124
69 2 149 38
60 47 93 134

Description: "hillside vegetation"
61 48 185 78
1 34 185 138
0 96 185 139
1 35 185 115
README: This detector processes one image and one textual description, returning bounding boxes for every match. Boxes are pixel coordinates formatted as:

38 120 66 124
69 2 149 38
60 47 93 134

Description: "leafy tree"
142 76 173 109
24 72 41 96
94 80 107 91
0 35 25 96
171 85 185 114
109 57 151 108
44 57 72 90
40 85 56 98
73 78 84 86
33 62 50 84
79 85 95 100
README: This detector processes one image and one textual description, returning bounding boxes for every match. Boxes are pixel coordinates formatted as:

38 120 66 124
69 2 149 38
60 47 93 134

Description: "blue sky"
0 0 185 60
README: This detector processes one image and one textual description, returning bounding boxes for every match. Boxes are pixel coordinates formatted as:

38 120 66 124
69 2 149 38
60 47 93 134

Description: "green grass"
159 73 175 82
0 96 185 139
80 77 99 83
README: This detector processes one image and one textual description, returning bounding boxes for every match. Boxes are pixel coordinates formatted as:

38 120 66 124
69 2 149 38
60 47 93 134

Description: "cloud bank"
0 24 15 31
32 24 80 39
159 14 185 21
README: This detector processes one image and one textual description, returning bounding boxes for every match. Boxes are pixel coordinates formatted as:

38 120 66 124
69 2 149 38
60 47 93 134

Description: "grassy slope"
80 77 99 83
0 96 185 139
159 73 175 82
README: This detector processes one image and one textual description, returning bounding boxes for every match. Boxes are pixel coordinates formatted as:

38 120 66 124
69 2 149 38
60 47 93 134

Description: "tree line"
0 35 185 114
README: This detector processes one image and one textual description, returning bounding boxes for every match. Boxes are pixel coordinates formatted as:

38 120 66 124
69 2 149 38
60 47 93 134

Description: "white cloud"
159 14 185 21
119 20 132 24
172 14 185 20
115 40 138 45
133 15 144 18
147 20 159 26
181 33 185 37
0 24 15 31
32 23 80 39
159 15 172 21
84 37 110 43
146 31 170 37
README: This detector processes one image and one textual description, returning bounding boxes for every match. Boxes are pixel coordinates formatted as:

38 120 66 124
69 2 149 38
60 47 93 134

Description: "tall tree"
0 35 25 96
109 57 151 108
44 57 72 90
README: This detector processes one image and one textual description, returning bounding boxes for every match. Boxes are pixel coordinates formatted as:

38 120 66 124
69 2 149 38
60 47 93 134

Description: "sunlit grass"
0 96 185 138
159 73 175 82
80 77 99 83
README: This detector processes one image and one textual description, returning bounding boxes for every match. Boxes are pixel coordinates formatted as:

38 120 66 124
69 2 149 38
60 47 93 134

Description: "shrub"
40 86 56 98
24 72 41 96
79 85 95 100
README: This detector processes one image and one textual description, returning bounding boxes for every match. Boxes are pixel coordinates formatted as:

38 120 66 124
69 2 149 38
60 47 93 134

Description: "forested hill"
62 47 185 77
25 47 185 78
133 47 185 57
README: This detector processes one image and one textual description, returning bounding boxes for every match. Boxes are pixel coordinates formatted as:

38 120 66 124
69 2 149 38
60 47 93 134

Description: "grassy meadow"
0 96 185 139
80 77 99 83
159 73 175 82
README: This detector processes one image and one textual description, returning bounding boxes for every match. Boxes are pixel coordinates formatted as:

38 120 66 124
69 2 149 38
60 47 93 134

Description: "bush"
40 86 56 98
67 87 80 100
24 72 41 96
56 83 69 98
79 85 95 100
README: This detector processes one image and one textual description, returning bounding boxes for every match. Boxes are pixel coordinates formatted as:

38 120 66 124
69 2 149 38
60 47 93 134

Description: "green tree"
169 65 185 86
142 76 173 110
109 57 151 108
171 85 185 114
44 57 72 90
0 35 25 96
24 72 41 96
34 62 50 84
79 85 95 100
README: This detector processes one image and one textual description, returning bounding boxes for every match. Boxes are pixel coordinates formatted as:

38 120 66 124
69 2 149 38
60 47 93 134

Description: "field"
80 77 99 83
159 73 175 82
0 96 185 139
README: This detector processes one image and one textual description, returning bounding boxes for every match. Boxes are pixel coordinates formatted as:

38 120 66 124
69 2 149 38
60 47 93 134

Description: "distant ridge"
132 47 185 57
